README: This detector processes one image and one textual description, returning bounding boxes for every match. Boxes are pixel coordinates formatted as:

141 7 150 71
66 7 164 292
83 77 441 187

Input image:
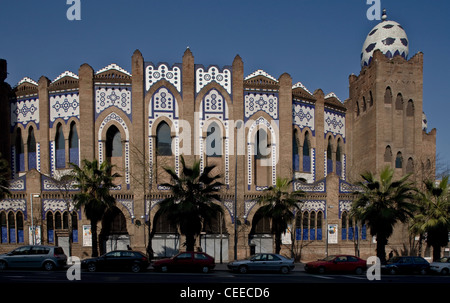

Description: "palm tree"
411 176 450 261
71 159 120 257
158 156 223 252
351 166 417 263
256 177 305 254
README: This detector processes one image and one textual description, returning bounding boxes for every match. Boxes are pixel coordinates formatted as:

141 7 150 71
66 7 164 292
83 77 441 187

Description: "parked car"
0 245 67 271
152 251 215 273
381 256 429 275
429 257 450 275
81 250 149 273
304 255 366 274
227 253 295 274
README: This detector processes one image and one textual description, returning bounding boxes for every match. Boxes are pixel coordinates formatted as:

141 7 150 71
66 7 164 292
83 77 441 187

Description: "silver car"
227 253 295 274
0 245 68 271
429 257 450 275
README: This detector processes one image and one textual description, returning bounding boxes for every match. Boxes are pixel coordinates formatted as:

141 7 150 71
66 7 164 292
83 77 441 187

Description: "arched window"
384 146 392 162
72 212 79 243
55 124 65 169
69 122 79 165
395 93 403 110
326 137 333 173
369 91 374 107
106 125 122 158
309 211 316 240
255 129 269 159
206 122 222 157
1 212 6 243
336 139 343 177
47 212 54 243
15 128 24 172
342 211 348 240
27 127 36 170
356 101 360 116
302 212 309 240
406 157 414 174
317 211 323 240
55 212 62 230
362 97 367 112
63 211 69 229
8 212 15 243
16 212 24 243
406 100 414 117
303 131 311 172
156 122 172 156
395 152 403 168
384 87 392 104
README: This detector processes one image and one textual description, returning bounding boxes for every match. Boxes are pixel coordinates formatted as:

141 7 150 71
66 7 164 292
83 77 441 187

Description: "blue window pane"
336 161 342 177
303 156 311 172
17 229 24 243
302 229 308 240
295 228 301 241
310 229 315 241
327 159 333 173
56 149 65 169
342 228 347 240
1 227 7 243
317 228 322 240
48 229 54 243
69 148 79 166
293 154 299 171
28 152 36 170
72 229 78 243
9 228 15 243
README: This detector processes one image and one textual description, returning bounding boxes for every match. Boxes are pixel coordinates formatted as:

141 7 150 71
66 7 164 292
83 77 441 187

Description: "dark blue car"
381 256 429 275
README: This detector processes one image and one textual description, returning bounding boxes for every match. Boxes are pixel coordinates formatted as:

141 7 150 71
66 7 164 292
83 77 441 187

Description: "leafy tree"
256 177 305 254
71 159 120 257
158 156 223 252
411 176 450 261
351 166 417 263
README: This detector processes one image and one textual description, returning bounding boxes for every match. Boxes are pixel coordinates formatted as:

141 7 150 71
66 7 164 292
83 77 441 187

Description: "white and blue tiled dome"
361 10 409 68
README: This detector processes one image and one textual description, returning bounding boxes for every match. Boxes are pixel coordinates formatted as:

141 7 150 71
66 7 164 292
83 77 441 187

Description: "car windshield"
439 257 450 263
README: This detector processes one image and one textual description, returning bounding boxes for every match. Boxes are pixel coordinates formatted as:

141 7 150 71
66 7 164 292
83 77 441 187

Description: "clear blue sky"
1 0 449 173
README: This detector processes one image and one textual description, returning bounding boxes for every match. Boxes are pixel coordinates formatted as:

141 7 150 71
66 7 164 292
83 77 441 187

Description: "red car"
304 255 367 274
152 251 215 273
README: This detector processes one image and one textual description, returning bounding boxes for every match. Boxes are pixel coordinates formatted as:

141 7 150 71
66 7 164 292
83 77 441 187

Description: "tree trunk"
185 233 196 252
376 234 387 263
275 232 282 254
432 244 441 262
91 220 99 257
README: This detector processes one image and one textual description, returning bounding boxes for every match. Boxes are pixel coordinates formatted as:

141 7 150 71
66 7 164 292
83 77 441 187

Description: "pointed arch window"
303 131 311 172
384 146 393 162
156 122 172 156
15 128 24 172
326 137 333 173
55 124 65 169
384 87 392 104
255 129 269 159
27 127 36 170
69 122 79 165
406 157 414 174
406 100 414 117
106 125 122 158
16 212 24 243
395 152 403 169
336 138 343 177
206 122 222 157
395 93 403 110
47 212 54 243
1 212 6 243
8 212 15 243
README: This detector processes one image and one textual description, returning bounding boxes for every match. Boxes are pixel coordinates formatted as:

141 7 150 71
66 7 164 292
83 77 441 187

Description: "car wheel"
161 265 168 273
238 265 248 274
87 262 97 272
0 261 7 270
318 266 326 274
201 266 210 273
131 263 141 273
355 267 364 275
280 266 289 274
43 261 55 271
441 268 449 275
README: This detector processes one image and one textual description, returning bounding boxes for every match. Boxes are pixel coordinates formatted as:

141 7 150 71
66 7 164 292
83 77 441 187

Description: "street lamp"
30 193 41 245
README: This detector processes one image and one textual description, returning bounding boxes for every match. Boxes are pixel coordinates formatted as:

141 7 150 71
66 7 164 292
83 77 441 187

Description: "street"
0 264 448 302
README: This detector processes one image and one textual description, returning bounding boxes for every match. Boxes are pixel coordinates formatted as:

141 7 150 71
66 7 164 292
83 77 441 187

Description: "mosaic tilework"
49 93 80 126
324 109 345 139
0 199 27 219
95 86 132 120
244 92 278 120
196 65 232 95
146 63 181 93
293 101 315 134
11 97 39 129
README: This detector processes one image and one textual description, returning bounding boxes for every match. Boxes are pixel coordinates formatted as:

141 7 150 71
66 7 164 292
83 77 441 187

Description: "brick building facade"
0 14 436 262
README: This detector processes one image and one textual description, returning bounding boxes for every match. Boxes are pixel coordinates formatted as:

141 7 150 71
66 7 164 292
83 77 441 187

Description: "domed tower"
345 9 436 182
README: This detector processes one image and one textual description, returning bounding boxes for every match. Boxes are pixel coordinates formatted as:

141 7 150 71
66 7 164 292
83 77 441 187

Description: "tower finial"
381 8 387 21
